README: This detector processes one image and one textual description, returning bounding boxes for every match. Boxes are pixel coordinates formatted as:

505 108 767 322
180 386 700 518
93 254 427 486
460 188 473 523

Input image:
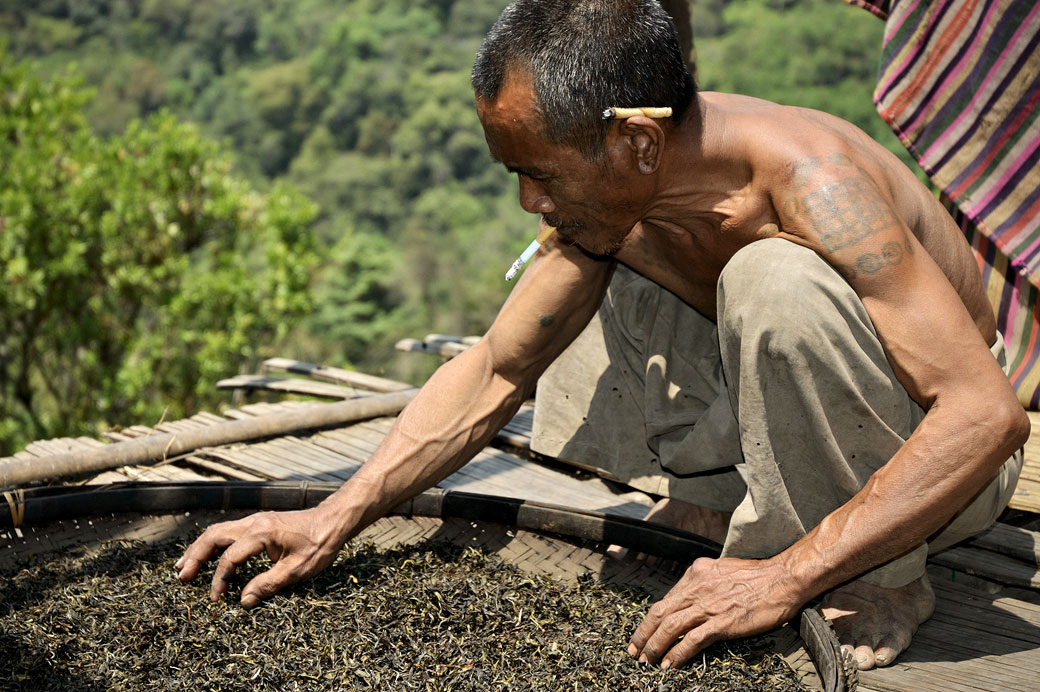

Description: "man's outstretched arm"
175 230 614 607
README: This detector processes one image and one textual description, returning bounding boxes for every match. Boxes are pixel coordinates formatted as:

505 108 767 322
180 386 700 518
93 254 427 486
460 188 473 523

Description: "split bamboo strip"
0 389 417 488
262 358 411 393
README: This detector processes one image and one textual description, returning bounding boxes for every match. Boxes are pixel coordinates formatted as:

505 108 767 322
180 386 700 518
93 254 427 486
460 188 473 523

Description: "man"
175 0 1028 673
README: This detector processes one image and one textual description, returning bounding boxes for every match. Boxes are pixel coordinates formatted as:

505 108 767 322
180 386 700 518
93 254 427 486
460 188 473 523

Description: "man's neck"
641 93 747 232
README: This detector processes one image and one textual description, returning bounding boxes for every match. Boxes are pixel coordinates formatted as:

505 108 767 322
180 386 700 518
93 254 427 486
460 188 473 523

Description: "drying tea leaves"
0 538 807 691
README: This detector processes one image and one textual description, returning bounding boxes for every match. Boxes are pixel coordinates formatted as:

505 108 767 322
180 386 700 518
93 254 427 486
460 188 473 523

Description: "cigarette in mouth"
505 225 556 281
602 107 673 120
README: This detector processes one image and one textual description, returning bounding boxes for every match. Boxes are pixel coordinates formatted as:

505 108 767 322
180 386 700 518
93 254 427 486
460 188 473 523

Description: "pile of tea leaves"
0 538 807 691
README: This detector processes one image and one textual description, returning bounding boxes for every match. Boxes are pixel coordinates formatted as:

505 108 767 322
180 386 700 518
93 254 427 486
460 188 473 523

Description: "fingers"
175 519 250 582
628 601 667 660
173 516 276 602
241 559 301 609
629 599 709 665
209 532 268 602
659 626 717 670
629 606 716 670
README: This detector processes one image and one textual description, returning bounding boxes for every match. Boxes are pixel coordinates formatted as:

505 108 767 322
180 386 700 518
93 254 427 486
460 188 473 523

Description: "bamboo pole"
1 389 418 489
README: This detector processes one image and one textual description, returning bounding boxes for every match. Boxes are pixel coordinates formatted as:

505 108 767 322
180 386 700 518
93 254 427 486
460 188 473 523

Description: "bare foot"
820 574 935 670
609 498 732 558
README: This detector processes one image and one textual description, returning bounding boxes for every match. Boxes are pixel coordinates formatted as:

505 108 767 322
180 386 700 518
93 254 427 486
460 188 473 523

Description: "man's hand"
175 507 345 608
628 556 802 669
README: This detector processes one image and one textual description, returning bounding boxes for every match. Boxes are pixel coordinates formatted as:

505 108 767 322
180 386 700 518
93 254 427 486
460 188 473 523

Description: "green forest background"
0 0 916 455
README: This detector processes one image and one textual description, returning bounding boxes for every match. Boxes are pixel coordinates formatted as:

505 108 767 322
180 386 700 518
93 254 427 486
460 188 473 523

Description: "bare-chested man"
175 0 1028 673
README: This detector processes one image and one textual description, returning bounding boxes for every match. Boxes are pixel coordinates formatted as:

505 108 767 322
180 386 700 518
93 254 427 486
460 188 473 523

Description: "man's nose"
518 176 554 214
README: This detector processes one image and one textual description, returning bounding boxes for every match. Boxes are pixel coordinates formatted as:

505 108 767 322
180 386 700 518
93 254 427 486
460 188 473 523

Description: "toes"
853 643 877 670
840 644 875 671
873 647 896 667
874 632 911 667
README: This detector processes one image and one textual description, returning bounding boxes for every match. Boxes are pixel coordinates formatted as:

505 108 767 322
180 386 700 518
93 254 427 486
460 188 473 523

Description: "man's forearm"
775 390 1028 601
313 342 531 545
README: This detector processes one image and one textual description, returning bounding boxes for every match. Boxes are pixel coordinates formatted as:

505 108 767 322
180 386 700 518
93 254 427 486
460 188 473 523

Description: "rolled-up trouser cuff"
858 544 929 588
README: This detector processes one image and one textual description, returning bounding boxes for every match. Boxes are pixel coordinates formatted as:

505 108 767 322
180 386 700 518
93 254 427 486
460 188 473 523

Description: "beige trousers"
533 239 1023 587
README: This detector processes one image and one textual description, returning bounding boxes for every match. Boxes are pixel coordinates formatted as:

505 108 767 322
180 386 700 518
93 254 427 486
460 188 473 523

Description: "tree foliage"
0 51 318 454
694 0 918 170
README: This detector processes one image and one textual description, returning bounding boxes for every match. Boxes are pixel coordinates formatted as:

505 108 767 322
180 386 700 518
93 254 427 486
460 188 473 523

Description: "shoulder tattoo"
789 176 901 253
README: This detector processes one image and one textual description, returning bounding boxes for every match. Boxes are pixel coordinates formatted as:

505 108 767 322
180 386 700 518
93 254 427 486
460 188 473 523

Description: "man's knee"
717 238 874 358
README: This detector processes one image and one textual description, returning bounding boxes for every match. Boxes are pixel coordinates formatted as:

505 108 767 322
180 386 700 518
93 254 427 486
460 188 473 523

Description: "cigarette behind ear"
602 107 673 120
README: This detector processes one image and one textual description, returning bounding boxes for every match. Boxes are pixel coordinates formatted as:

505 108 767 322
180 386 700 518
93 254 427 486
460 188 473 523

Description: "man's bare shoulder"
700 93 891 184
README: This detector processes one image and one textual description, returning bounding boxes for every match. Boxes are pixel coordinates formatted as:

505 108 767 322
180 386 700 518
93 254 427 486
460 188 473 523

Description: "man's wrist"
767 543 832 607
314 487 368 547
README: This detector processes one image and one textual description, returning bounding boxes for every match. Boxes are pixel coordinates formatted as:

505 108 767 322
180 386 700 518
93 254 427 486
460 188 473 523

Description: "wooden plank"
969 523 1040 565
150 464 212 481
216 374 365 400
186 451 277 480
23 439 68 456
191 411 230 425
191 448 292 480
246 439 357 481
927 598 1040 648
1009 480 1040 514
208 445 346 483
262 358 412 393
395 337 469 358
266 436 364 471
90 470 135 484
863 655 1017 692
182 455 269 481
1022 410 1040 463
931 545 1040 589
237 402 291 416
155 419 208 433
1014 411 1040 513
307 434 373 465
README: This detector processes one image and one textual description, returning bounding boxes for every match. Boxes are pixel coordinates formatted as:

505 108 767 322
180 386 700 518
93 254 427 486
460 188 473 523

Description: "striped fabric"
847 0 1040 406
953 197 1040 407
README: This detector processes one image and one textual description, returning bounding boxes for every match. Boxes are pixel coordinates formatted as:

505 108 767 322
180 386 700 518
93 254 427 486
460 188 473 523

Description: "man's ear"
619 115 664 174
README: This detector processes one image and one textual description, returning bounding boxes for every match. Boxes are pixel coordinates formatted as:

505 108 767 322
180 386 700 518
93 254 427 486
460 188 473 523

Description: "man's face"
475 70 646 256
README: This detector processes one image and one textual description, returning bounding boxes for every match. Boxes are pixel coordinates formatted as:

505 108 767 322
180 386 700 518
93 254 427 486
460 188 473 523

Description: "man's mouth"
544 217 581 234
